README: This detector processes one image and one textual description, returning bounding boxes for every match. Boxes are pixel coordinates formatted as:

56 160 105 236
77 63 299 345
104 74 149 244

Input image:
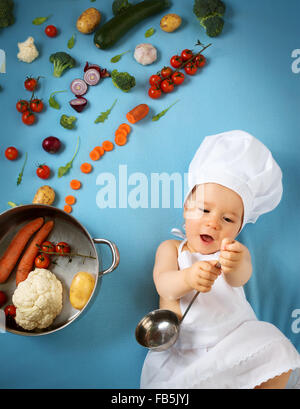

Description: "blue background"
1 0 300 389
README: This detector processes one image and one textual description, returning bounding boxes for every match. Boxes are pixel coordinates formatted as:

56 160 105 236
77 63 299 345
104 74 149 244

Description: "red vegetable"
181 49 193 61
22 111 35 125
5 147 18 160
16 100 29 113
69 97 87 113
35 253 50 269
70 79 88 96
55 242 71 255
149 74 162 87
170 55 183 68
0 291 7 308
36 164 51 179
24 77 38 92
148 86 161 99
45 25 58 37
42 136 61 153
160 79 174 93
84 62 101 74
4 304 16 317
84 68 100 86
30 99 44 113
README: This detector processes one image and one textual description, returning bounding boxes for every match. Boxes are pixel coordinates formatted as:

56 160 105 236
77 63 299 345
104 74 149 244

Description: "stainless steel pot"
0 204 120 336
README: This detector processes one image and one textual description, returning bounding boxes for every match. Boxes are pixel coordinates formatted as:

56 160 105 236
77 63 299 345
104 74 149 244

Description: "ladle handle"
180 291 200 323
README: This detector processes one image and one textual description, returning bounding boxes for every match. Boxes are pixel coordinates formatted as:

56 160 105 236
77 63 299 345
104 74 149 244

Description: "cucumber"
94 0 170 49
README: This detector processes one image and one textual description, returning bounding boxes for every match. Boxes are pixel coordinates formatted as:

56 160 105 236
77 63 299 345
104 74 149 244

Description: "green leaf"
145 27 155 38
110 50 130 63
17 152 28 186
49 90 67 110
94 99 117 123
67 34 76 49
152 100 180 121
8 201 17 208
32 15 51 25
58 136 80 178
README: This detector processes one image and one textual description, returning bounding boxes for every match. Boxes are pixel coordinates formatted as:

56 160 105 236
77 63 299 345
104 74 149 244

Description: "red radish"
69 97 87 113
70 79 88 96
84 68 100 86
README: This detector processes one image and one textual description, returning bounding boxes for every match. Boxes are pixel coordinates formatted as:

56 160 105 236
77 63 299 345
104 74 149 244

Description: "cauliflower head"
17 36 39 63
12 268 63 331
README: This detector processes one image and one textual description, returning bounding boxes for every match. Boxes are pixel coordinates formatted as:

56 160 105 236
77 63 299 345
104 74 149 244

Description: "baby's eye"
224 217 233 223
198 208 209 213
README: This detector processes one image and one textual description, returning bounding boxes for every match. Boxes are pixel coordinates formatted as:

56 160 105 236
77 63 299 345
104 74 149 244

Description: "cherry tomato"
35 253 51 269
24 77 38 92
149 74 162 87
22 111 35 125
181 49 194 62
0 291 7 308
170 55 183 69
16 100 29 113
148 86 162 99
160 79 174 93
41 241 55 253
160 66 173 78
194 54 206 68
171 71 185 85
30 99 44 113
55 242 71 256
4 304 16 317
184 61 198 76
45 25 57 37
5 146 19 160
36 164 51 179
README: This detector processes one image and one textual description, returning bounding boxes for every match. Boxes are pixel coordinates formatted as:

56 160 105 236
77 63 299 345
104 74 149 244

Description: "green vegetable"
60 114 77 129
67 34 76 49
111 69 135 93
32 15 51 25
94 0 170 49
49 90 67 110
58 136 80 178
112 0 132 16
193 0 226 37
8 201 17 207
145 27 155 37
49 52 76 78
94 99 117 124
152 100 179 121
0 0 14 28
110 50 130 63
17 152 28 186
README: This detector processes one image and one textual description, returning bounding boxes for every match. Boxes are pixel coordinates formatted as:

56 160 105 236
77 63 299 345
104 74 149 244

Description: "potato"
70 272 95 310
76 7 101 34
33 185 55 205
160 13 182 33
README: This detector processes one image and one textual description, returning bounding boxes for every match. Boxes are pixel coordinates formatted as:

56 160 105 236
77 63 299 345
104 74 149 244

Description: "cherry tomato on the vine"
148 86 162 99
184 61 198 76
4 304 16 317
36 164 51 179
160 66 173 78
194 54 206 68
171 71 185 85
181 49 194 62
55 242 71 256
24 77 38 92
30 99 44 113
16 100 29 113
22 111 35 125
5 147 19 160
41 241 55 253
149 74 162 87
45 25 58 37
35 253 51 269
160 79 174 93
170 55 183 69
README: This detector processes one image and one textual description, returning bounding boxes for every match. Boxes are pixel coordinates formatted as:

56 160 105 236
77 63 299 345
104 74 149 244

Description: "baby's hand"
219 238 246 275
184 260 221 293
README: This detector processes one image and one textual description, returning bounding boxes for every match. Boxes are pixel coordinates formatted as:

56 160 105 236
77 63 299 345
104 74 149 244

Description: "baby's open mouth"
200 234 214 243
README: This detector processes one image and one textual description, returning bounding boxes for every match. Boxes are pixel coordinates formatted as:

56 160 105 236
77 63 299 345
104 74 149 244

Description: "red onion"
69 97 87 113
84 68 100 86
100 68 110 78
70 78 88 96
42 136 61 153
84 62 101 74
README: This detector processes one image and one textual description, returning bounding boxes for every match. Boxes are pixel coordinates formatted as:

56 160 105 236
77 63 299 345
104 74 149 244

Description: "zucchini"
94 0 170 49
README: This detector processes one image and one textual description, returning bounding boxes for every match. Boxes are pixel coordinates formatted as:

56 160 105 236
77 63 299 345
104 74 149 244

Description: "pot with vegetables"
0 204 119 336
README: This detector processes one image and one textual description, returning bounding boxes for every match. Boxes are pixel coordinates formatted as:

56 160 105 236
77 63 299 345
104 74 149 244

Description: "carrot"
0 217 44 283
115 128 128 138
64 204 72 213
70 179 81 190
126 104 149 124
89 149 101 161
115 134 127 146
118 123 131 134
65 195 76 205
94 146 105 156
102 140 114 152
16 220 54 285
80 162 93 174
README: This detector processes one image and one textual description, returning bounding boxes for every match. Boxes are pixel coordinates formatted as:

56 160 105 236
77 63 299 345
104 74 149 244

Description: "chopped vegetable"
118 123 131 134
89 149 101 161
84 61 101 74
115 133 127 146
69 97 87 113
63 204 72 213
32 15 51 25
65 195 76 205
111 69 135 92
60 114 77 130
94 98 117 123
70 179 81 190
48 90 67 109
193 0 226 37
17 152 27 186
0 0 15 28
110 50 130 63
115 128 127 139
102 140 114 152
58 136 80 178
84 68 100 85
126 103 149 124
152 99 179 121
80 163 92 174
49 51 76 77
42 136 61 153
94 146 105 156
67 34 76 49
70 78 88 96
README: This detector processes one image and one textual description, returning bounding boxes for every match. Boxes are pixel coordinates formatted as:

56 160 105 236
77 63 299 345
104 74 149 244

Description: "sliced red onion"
70 78 88 96
84 68 100 86
84 62 101 74
69 97 87 113
100 68 110 78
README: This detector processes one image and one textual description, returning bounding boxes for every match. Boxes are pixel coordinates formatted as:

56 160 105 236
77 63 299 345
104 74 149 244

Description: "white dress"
140 239 300 389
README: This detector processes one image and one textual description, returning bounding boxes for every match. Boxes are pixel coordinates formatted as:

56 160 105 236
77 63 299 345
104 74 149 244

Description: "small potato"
33 185 55 205
70 271 95 310
160 13 182 33
76 7 101 34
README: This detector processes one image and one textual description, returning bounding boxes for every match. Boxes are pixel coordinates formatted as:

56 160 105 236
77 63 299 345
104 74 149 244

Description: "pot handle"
93 238 120 276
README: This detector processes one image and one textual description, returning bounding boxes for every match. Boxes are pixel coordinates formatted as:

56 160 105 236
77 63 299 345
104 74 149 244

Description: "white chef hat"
184 130 283 230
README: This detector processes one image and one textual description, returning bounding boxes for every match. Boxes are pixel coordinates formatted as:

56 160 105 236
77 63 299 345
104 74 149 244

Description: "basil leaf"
32 15 51 25
152 100 180 121
145 27 155 38
94 99 117 123
49 90 67 110
67 34 76 49
110 50 130 63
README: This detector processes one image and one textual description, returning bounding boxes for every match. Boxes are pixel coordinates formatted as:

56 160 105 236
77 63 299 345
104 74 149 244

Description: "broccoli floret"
193 0 225 37
0 0 14 28
49 52 76 77
111 69 136 92
60 114 77 130
112 0 132 16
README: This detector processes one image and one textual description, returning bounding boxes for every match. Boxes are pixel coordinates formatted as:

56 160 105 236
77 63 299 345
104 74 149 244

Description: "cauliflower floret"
134 43 157 65
17 36 39 63
12 268 63 331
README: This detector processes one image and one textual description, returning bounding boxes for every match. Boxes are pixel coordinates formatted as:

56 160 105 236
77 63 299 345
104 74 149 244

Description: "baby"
141 130 300 389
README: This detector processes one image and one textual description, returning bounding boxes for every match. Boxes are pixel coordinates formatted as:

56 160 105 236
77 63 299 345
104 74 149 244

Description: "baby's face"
184 183 244 254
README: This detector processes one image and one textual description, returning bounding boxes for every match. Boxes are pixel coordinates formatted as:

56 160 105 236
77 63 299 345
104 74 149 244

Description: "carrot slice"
64 204 72 213
89 149 101 161
102 140 114 152
80 162 93 174
94 146 105 156
126 104 149 124
115 134 127 146
65 195 76 205
70 179 81 190
118 123 131 134
115 128 127 138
